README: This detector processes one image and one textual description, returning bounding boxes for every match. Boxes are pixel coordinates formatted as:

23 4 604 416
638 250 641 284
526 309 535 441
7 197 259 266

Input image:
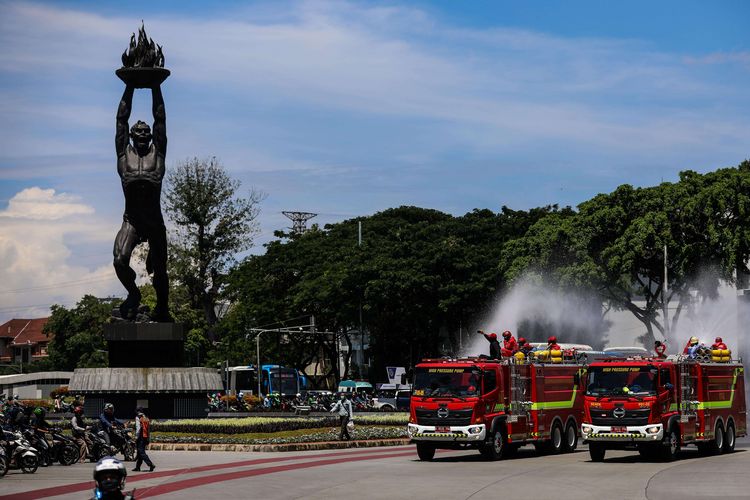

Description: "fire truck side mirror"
664 382 674 391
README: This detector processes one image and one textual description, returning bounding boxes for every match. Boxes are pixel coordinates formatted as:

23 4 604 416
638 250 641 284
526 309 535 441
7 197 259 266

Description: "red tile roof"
0 318 50 346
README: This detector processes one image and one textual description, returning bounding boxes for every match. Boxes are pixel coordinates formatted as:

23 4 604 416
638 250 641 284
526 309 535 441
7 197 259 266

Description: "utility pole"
282 211 317 235
663 244 670 340
358 221 364 371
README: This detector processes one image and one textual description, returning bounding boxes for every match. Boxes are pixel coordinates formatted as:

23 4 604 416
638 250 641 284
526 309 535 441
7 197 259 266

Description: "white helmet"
94 456 127 492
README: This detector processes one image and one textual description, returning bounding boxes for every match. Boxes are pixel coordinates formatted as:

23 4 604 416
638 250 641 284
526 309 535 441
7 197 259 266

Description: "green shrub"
152 414 408 434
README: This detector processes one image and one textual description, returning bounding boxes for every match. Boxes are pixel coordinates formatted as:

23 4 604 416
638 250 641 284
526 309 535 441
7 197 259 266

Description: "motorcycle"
85 429 115 462
49 429 80 466
3 430 39 474
23 429 52 467
0 435 7 477
111 427 135 461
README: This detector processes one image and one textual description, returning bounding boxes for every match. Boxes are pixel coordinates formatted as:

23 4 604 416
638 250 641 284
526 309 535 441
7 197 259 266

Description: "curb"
149 438 410 452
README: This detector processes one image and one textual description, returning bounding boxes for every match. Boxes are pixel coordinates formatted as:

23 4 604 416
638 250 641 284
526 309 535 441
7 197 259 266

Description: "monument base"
68 366 223 418
104 322 184 367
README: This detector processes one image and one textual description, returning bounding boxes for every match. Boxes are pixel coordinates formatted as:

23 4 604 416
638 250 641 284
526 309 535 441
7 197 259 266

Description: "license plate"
611 426 626 433
436 426 450 433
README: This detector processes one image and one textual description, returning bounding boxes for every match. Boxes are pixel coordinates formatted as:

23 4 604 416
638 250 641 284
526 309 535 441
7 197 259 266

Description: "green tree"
44 295 117 370
164 157 264 337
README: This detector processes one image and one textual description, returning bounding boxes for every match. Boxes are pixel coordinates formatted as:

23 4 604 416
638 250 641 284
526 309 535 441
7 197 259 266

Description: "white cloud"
0 187 94 220
0 187 119 322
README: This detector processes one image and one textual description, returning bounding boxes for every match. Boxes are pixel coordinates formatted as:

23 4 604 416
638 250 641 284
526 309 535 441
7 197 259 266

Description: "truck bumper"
407 423 486 442
581 423 663 442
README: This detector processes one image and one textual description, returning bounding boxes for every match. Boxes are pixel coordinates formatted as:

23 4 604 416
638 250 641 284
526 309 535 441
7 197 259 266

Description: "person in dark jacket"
478 330 501 359
132 407 155 472
100 403 125 447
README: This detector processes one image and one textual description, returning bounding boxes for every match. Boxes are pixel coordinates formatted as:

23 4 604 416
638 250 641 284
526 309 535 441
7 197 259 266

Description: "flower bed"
151 425 408 445
152 414 408 435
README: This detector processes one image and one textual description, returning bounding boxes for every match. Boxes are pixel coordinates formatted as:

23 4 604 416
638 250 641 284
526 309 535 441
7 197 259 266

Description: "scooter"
111 427 135 461
49 429 80 466
3 430 39 474
85 429 115 462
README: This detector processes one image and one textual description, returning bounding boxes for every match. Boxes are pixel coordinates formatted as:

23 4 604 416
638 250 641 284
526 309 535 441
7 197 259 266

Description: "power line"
0 276 115 294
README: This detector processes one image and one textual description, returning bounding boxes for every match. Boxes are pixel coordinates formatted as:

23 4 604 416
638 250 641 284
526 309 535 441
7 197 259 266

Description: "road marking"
0 446 416 500
137 450 418 498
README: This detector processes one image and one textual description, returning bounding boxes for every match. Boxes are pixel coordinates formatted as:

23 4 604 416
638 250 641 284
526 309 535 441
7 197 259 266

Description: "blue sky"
0 0 748 321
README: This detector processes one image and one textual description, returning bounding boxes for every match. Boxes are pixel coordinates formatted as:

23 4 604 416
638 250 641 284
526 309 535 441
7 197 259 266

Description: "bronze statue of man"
113 84 171 322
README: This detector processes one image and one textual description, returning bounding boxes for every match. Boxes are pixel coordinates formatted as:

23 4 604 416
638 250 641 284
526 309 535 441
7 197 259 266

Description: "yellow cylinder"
514 351 525 361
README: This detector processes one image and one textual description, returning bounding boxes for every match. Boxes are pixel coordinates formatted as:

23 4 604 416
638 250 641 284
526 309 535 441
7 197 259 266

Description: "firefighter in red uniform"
711 337 727 350
478 330 501 359
501 330 518 356
518 337 532 355
546 336 561 351
654 340 667 359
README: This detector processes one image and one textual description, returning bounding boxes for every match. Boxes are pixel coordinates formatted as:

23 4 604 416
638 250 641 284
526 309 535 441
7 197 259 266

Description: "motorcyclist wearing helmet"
31 407 53 464
711 337 727 350
71 406 91 463
100 403 125 447
92 456 135 500
546 336 561 351
501 330 518 356
477 330 501 359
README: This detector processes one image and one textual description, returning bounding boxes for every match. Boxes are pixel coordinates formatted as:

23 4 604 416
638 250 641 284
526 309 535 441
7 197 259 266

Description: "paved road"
2 439 748 499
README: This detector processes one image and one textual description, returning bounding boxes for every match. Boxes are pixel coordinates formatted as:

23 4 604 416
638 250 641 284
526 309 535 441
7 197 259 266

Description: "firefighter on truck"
408 349 586 461
581 343 746 462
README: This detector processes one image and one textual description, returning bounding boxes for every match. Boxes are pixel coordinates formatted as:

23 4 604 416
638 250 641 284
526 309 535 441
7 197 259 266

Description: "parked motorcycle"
3 430 39 474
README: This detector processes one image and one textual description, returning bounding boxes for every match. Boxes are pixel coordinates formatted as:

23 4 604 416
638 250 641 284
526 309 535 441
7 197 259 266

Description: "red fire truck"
407 356 586 460
581 354 746 461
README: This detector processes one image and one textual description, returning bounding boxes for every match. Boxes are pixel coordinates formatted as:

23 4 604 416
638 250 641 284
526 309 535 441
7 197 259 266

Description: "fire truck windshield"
412 367 480 398
586 366 658 397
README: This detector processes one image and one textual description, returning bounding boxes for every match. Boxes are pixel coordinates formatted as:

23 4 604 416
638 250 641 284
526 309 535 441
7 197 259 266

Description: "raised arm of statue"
116 86 134 158
152 85 167 157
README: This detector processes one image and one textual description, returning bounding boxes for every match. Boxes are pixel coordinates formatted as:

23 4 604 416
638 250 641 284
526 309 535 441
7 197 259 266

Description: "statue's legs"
113 219 141 319
148 225 172 322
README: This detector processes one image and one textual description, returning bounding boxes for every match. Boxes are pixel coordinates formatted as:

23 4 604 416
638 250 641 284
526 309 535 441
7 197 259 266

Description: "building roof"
0 318 50 346
68 367 223 393
0 371 73 385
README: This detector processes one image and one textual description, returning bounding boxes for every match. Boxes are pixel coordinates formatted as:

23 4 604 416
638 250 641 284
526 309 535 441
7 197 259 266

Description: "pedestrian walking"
330 393 354 441
132 407 155 472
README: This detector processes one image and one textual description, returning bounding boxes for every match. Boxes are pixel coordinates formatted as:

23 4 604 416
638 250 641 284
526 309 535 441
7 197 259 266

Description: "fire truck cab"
581 355 746 461
407 356 586 461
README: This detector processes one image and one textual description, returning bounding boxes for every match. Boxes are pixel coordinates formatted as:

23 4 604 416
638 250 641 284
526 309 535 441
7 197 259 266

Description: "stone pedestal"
104 322 184 368
68 322 222 418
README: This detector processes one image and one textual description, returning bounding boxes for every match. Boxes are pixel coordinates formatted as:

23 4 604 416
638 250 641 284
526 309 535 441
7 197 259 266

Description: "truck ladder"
508 360 531 425
678 358 697 421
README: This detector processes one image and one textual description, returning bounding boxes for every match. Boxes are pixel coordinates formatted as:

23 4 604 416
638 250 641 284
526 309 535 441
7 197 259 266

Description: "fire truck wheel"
480 427 506 461
707 423 725 455
563 422 578 453
416 443 436 461
549 422 564 454
588 442 606 462
723 423 735 453
660 426 680 461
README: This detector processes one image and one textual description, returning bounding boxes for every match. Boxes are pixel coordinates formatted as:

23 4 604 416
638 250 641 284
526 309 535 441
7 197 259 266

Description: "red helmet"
488 333 498 340
502 330 512 338
518 337 527 344
715 337 723 343
74 406 84 415
548 336 557 343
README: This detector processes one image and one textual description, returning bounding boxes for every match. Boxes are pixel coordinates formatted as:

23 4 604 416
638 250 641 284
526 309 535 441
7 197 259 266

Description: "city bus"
226 365 308 396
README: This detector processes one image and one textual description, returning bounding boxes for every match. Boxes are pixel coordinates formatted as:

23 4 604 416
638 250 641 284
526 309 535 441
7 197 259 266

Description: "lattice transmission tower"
282 211 318 234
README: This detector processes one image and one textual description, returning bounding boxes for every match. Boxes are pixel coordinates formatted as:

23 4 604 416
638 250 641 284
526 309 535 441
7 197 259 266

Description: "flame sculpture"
121 22 165 69
116 22 170 88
